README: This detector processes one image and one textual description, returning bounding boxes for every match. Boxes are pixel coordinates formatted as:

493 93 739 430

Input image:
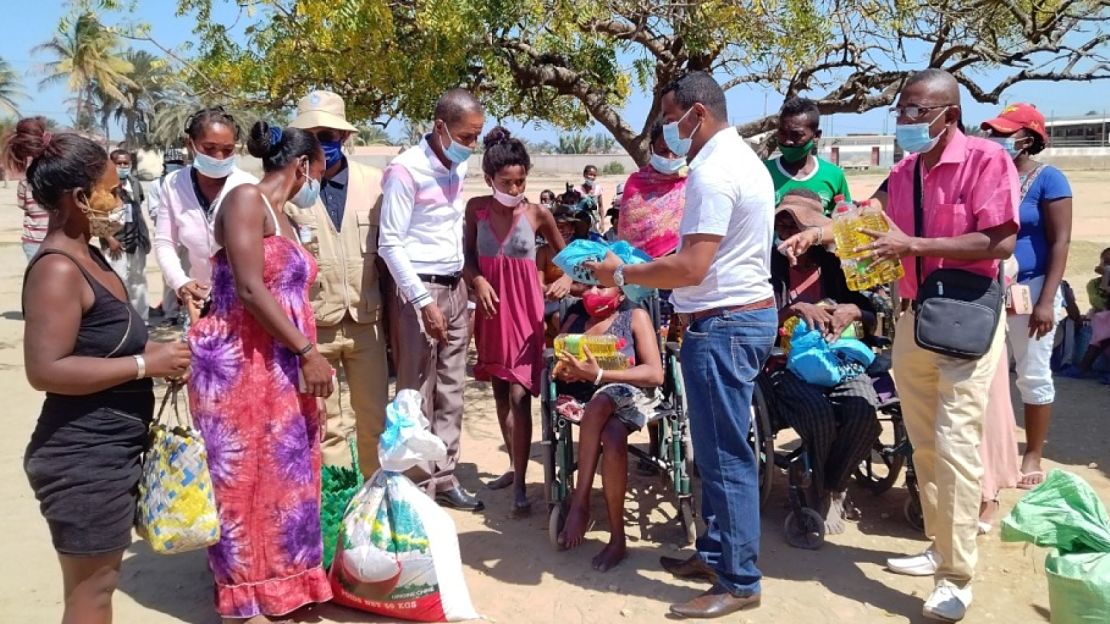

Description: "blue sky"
7 2 1110 143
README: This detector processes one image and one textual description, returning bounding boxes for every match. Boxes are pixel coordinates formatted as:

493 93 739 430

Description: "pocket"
357 212 378 255
930 203 969 238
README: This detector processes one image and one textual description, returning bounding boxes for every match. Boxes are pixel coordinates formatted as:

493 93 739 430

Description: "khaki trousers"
388 279 470 493
894 311 1005 587
316 315 389 478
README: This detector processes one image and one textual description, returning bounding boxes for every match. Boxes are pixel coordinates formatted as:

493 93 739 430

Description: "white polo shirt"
670 127 775 314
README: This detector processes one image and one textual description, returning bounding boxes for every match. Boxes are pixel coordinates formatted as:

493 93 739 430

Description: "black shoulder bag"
912 160 1003 360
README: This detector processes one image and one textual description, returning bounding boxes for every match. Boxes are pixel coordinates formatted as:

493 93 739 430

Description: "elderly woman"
768 189 880 534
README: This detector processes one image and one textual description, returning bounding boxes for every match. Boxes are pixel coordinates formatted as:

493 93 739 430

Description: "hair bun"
482 125 512 151
2 116 51 175
248 120 284 158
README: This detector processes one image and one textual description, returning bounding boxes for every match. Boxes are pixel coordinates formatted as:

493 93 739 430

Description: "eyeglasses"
889 104 952 120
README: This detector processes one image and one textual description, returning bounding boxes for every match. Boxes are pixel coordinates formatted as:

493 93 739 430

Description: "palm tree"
106 50 167 148
352 125 392 146
0 57 23 117
35 11 134 132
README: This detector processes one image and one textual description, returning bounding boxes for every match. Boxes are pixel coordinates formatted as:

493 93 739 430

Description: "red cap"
981 103 1047 144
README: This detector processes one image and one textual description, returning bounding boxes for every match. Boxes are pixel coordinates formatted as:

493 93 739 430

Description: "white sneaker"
886 547 941 576
923 580 972 622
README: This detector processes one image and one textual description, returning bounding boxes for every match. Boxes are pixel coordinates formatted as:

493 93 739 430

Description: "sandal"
1017 470 1046 490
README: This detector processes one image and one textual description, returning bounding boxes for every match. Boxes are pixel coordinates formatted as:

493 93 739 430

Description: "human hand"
177 281 210 305
473 277 499 318
778 229 820 266
1028 302 1056 339
143 341 191 379
107 237 124 260
827 304 862 341
545 274 573 300
858 218 914 262
555 345 602 383
299 348 335 398
582 252 623 287
421 302 448 344
791 302 834 336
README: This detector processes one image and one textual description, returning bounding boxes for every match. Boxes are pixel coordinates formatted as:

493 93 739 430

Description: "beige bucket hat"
289 90 358 132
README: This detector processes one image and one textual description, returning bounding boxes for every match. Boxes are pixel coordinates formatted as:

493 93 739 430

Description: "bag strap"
913 159 924 289
153 381 190 429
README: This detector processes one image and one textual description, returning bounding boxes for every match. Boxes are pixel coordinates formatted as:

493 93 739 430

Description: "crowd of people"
8 65 1108 624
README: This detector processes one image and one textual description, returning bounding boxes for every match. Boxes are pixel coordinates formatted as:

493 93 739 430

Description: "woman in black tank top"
6 118 190 623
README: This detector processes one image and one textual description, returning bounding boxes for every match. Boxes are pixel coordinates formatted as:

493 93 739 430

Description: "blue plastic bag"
786 319 875 387
553 239 656 303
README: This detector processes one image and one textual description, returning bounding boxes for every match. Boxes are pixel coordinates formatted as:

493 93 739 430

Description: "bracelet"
297 343 314 358
133 354 146 380
594 368 605 386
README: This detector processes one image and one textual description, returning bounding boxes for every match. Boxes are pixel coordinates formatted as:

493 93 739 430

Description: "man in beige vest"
288 90 389 477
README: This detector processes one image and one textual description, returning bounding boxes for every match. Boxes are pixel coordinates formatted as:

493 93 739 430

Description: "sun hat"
775 191 830 229
289 90 358 132
980 103 1047 144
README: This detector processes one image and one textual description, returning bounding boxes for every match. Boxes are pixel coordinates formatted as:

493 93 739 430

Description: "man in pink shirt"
780 70 1019 622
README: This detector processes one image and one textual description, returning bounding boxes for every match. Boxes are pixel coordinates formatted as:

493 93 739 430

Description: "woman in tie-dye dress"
188 122 335 623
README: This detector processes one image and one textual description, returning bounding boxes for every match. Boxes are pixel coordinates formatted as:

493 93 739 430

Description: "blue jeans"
680 307 776 596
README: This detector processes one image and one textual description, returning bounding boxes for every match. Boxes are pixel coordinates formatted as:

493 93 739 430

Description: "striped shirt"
18 180 49 245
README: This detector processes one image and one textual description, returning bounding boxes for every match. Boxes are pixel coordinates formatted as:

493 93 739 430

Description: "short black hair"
649 121 663 144
481 126 531 177
185 106 240 141
780 97 820 131
540 189 556 200
584 164 597 175
434 89 483 125
782 188 823 203
246 121 322 172
661 71 727 121
2 117 108 210
109 148 131 161
1026 134 1046 155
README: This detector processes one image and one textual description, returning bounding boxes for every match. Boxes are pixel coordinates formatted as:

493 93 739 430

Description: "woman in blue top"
982 103 1072 490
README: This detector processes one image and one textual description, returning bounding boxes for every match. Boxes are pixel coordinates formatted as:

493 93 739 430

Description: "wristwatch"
613 264 626 288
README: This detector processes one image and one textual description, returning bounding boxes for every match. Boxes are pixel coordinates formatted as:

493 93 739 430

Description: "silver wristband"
133 354 146 380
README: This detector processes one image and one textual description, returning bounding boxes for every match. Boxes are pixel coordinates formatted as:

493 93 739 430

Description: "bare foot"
511 489 533 518
591 536 627 572
487 471 514 490
558 502 590 550
979 499 999 524
1018 452 1045 489
824 490 848 535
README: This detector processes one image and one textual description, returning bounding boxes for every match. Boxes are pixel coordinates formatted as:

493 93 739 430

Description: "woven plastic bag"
1002 470 1110 623
329 390 479 621
136 383 220 554
322 439 363 569
553 239 656 303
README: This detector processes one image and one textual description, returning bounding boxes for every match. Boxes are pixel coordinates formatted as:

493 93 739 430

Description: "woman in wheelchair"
770 189 881 535
552 286 664 571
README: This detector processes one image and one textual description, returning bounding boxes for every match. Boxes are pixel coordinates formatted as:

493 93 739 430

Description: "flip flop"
977 521 993 535
1017 470 1045 490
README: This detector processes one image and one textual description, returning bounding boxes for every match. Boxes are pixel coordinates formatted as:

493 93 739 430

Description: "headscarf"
616 165 686 258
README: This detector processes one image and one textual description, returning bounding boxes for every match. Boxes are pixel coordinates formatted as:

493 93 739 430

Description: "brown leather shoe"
659 555 718 584
669 585 761 619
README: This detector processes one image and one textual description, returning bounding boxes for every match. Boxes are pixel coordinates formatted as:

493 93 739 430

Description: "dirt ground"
1 171 1108 624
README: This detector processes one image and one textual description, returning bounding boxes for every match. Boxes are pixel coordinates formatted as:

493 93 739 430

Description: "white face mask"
192 152 236 179
492 186 524 208
650 152 686 174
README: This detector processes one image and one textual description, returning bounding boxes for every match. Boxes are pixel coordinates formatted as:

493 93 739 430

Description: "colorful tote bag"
136 382 220 554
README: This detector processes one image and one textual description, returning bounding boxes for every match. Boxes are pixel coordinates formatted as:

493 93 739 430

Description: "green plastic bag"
1001 470 1110 623
321 440 363 569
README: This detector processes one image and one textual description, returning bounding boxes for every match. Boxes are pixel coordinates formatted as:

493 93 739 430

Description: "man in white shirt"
379 89 486 511
590 71 777 619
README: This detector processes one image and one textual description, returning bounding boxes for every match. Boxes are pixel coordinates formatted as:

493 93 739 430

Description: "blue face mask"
116 166 131 180
663 107 701 158
650 152 686 174
320 139 344 169
986 136 1024 160
439 125 473 165
291 172 321 209
193 152 236 179
894 108 948 154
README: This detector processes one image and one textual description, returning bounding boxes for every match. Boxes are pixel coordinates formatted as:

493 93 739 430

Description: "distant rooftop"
1045 115 1110 127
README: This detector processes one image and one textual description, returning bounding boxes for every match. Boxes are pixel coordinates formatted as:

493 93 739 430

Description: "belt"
418 272 462 287
676 297 776 325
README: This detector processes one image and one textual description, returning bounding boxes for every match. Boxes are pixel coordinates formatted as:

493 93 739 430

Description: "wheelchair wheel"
540 364 557 507
903 495 924 533
679 497 697 545
750 382 775 507
549 503 567 550
853 417 908 495
784 508 825 550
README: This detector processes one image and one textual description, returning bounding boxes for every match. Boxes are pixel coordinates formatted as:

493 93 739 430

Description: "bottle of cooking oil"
554 334 630 370
831 196 868 261
857 203 905 285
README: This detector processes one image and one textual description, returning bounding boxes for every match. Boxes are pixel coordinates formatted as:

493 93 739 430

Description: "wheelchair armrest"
544 348 556 365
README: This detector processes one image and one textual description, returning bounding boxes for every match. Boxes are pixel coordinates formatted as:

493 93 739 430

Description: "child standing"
465 126 566 515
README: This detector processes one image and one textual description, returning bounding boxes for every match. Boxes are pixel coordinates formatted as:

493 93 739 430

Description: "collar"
323 159 349 189
421 135 454 174
935 128 969 166
775 156 820 181
689 126 735 170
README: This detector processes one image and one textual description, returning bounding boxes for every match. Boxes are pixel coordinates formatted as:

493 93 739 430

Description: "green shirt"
1088 277 1108 312
764 156 852 215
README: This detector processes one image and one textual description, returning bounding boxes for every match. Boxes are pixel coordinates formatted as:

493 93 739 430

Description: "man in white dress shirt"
379 89 485 511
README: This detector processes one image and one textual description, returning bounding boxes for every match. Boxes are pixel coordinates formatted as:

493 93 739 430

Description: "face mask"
193 152 236 179
320 139 344 169
79 188 126 238
779 140 814 163
663 107 701 158
582 291 621 318
439 124 473 165
895 108 948 154
987 136 1024 160
164 164 184 174
650 153 686 174
492 187 524 208
583 178 594 188
116 166 131 179
291 171 321 209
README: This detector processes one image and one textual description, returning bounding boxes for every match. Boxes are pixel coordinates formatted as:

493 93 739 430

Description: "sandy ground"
1 171 1108 624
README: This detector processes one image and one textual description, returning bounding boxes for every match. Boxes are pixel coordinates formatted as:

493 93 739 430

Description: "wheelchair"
540 295 697 548
749 337 921 550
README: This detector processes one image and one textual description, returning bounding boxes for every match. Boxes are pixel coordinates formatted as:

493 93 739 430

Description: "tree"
352 125 392 146
177 1 1110 164
557 132 593 154
0 58 23 117
110 49 169 149
35 10 134 133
